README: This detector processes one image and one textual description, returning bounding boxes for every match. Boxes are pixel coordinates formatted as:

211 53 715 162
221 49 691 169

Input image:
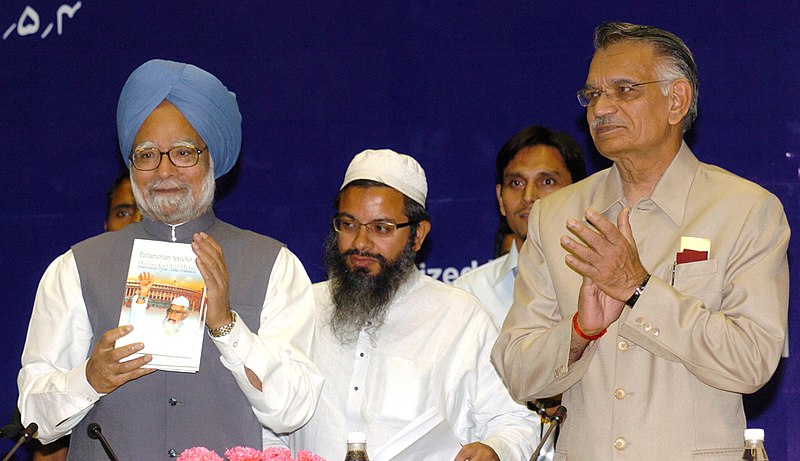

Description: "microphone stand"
529 406 567 461
87 423 120 461
2 423 37 461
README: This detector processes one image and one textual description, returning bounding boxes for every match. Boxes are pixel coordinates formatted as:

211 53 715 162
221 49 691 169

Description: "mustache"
146 178 188 192
591 115 622 131
341 248 387 263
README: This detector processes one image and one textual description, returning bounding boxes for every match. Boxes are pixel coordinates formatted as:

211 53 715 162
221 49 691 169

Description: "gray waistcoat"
68 212 283 460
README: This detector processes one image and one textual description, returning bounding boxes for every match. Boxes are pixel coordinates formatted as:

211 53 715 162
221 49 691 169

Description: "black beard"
323 231 418 345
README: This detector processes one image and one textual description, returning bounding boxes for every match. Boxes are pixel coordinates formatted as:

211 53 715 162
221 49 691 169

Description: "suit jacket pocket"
673 259 722 310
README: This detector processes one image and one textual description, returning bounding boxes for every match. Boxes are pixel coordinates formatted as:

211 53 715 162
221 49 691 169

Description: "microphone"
529 406 567 461
1 422 38 461
551 405 567 425
529 398 561 418
87 422 120 461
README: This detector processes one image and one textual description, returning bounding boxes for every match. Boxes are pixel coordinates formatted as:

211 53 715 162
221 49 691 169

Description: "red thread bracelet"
572 312 607 340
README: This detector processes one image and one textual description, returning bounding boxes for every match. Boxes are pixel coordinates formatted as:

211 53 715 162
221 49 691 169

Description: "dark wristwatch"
625 274 651 308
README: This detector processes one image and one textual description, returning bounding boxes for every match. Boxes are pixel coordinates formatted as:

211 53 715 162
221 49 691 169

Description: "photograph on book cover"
116 239 207 360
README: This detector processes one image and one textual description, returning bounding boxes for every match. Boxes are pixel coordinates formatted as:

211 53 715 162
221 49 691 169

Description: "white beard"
162 318 184 336
131 171 215 224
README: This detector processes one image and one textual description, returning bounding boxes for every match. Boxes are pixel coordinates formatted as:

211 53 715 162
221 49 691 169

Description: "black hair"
495 125 587 185
106 170 132 216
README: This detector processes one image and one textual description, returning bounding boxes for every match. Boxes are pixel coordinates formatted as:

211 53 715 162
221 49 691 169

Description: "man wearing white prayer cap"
18 59 323 459
279 149 540 461
164 296 191 329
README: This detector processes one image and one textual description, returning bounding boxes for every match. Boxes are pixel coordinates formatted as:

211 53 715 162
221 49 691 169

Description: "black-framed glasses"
577 80 670 107
332 217 417 238
129 145 208 171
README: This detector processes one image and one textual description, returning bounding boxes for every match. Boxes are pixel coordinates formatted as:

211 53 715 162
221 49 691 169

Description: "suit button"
168 448 178 457
634 317 644 326
651 328 660 336
613 437 627 450
643 322 652 332
168 397 178 406
618 340 629 351
614 388 627 400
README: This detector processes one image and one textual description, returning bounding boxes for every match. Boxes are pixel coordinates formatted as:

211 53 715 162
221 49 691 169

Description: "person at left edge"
17 59 324 459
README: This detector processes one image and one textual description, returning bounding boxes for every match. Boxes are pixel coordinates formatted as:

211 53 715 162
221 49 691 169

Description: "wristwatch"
208 311 237 337
625 274 651 308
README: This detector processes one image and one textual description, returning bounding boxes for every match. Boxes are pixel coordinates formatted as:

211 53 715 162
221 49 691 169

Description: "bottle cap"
744 428 765 441
347 432 367 444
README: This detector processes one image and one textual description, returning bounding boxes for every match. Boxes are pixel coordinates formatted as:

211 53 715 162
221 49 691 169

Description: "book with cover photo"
115 238 207 373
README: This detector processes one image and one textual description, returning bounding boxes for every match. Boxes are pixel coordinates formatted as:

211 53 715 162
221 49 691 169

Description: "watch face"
209 313 236 337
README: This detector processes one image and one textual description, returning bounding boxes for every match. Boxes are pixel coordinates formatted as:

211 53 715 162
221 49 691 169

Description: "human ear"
496 184 507 216
412 220 431 252
667 79 692 127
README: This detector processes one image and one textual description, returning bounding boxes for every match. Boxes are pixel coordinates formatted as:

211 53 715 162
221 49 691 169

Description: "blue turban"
116 59 241 179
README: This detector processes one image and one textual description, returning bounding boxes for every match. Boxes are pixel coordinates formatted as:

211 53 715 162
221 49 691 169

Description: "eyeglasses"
577 80 670 107
332 217 417 237
129 145 208 171
166 307 188 315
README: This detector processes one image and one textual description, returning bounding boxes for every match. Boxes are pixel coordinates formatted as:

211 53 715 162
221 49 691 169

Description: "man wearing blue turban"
17 59 324 459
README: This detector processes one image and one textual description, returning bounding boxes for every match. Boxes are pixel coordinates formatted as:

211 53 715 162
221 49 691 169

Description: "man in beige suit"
491 21 789 460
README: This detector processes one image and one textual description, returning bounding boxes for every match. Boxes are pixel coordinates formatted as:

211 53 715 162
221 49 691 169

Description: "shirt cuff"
73 360 104 403
209 310 254 366
480 436 515 461
211 311 287 383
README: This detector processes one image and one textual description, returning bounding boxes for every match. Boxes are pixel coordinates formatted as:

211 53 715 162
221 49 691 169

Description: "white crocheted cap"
341 149 427 207
170 296 190 308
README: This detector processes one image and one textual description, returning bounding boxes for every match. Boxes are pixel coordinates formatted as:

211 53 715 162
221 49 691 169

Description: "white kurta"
293 271 538 460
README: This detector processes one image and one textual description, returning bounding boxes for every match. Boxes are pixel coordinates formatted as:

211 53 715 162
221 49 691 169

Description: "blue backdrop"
2 1 798 459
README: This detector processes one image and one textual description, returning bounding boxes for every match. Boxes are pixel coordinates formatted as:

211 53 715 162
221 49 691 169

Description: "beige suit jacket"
491 143 789 460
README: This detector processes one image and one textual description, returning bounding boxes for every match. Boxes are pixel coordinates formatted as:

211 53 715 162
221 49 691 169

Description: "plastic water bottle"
344 432 369 461
741 428 769 461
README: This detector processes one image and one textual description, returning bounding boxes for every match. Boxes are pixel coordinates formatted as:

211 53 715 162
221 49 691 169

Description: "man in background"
455 125 586 328
104 172 141 232
492 22 789 459
289 149 538 461
454 126 585 460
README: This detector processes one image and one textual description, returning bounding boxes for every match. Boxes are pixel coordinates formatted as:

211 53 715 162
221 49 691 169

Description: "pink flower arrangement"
262 447 294 461
296 450 327 461
178 446 326 461
227 446 268 460
177 447 223 461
